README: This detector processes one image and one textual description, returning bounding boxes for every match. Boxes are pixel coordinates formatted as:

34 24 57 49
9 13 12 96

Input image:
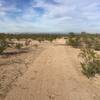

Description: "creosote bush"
79 48 100 78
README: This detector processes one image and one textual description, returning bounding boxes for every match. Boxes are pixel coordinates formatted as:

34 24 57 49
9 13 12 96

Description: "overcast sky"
0 0 100 33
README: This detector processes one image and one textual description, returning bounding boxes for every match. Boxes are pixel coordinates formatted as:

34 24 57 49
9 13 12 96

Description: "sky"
0 0 100 33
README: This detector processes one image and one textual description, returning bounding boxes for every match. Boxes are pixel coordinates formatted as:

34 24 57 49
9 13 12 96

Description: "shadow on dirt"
54 44 66 46
0 48 30 57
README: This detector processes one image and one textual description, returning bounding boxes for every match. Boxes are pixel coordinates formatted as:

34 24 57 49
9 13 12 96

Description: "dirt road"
4 45 100 100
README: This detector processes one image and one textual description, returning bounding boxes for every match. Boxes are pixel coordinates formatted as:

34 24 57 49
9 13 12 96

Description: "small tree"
68 32 75 38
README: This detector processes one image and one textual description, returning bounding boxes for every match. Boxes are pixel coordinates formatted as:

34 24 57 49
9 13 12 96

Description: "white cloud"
0 0 100 33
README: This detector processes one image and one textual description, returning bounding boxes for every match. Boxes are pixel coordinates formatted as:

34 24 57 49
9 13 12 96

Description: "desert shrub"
68 37 80 48
93 41 100 51
15 43 23 50
48 38 54 42
94 44 100 51
38 38 42 43
84 40 93 48
79 48 100 78
0 40 8 54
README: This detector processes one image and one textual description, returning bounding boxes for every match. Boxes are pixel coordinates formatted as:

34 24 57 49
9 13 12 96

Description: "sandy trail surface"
4 44 100 100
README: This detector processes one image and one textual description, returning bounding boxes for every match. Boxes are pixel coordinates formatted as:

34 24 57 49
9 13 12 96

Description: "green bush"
68 37 80 48
0 40 8 54
93 43 100 51
79 48 100 78
15 43 23 50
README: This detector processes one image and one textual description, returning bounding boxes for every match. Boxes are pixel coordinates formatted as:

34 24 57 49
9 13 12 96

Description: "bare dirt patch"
4 43 100 100
0 38 100 100
0 45 44 99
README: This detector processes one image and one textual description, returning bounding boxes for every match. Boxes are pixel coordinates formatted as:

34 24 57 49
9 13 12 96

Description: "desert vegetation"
79 48 100 78
15 43 23 50
0 33 66 54
67 32 100 50
67 32 100 78
0 33 65 41
0 40 8 54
